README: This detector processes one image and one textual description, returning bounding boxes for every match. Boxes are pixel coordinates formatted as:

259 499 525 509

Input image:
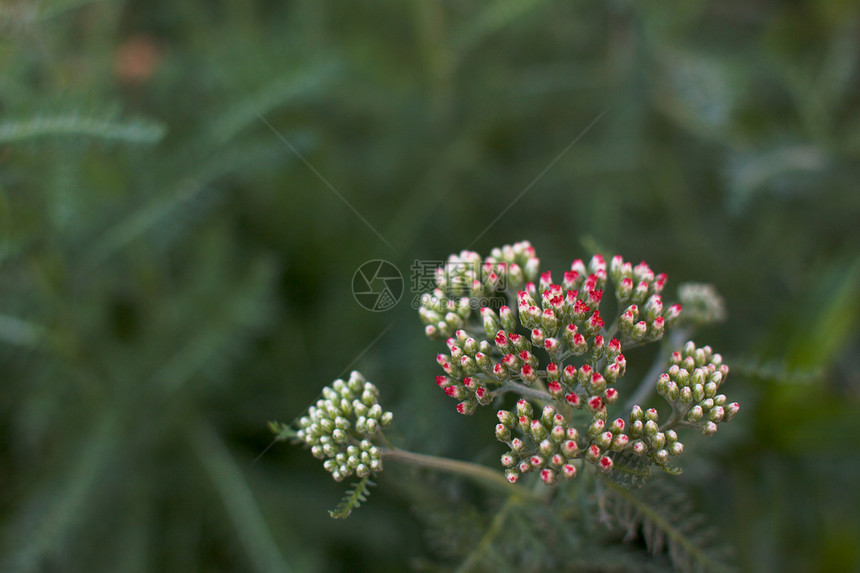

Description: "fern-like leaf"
329 475 375 519
601 477 735 573
267 421 300 442
605 451 655 488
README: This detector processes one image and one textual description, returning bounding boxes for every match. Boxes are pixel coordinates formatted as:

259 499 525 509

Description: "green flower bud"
653 449 669 465
649 432 666 450
708 406 725 422
669 442 684 456
611 434 629 451
596 431 614 450
693 384 705 403
541 405 556 427
702 421 718 436
644 420 659 438
332 429 347 443
516 399 533 418
499 306 517 332
530 419 548 442
679 386 693 403
687 405 704 422
539 439 555 456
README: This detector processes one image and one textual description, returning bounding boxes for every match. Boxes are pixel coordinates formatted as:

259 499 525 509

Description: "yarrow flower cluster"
296 371 393 482
417 241 738 485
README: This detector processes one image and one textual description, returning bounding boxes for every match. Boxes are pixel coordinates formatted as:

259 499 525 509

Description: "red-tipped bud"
561 463 577 480
521 363 537 384
456 401 476 415
598 455 614 472
562 365 577 385
499 305 516 332
596 431 614 449
589 373 607 394
604 387 618 405
547 380 564 399
544 337 562 358
540 468 555 485
565 392 581 408
492 363 509 380
611 434 629 451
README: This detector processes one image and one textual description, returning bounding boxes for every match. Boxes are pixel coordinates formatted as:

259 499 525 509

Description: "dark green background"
1 0 859 571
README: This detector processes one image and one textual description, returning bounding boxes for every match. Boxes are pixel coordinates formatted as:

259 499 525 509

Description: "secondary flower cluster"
656 341 739 435
297 371 393 482
418 241 737 484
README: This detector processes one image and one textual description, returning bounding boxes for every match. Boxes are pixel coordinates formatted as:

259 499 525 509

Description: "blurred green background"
1 0 859 571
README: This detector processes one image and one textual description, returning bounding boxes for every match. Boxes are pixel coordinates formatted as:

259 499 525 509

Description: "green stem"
492 380 551 402
381 447 539 500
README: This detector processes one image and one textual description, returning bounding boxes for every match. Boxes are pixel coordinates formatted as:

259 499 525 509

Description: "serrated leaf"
605 450 654 488
601 477 736 573
329 475 374 519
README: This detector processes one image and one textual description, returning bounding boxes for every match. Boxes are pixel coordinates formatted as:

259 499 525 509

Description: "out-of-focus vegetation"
0 0 858 571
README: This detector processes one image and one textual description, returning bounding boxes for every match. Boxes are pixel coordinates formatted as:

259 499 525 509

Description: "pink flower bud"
598 455 614 472
604 387 619 405
563 365 577 385
562 440 578 456
565 392 581 408
505 469 519 483
611 434 629 451
499 305 516 331
540 468 556 485
456 401 476 415
596 431 614 449
562 464 578 479
492 363 509 380
521 363 537 384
